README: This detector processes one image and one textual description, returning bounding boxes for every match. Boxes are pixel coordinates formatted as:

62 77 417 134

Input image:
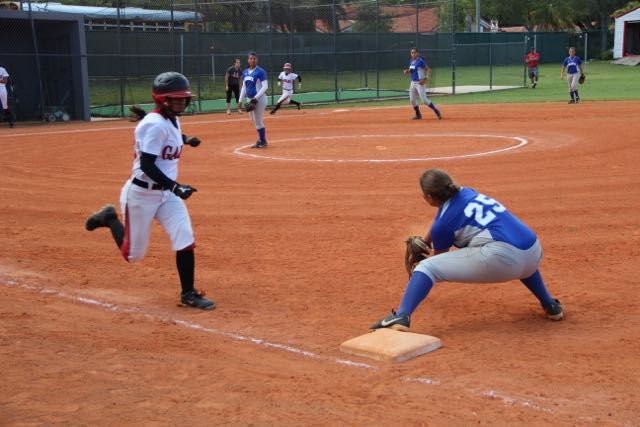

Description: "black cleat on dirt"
85 204 117 231
181 289 216 310
542 299 564 321
370 309 410 331
251 140 268 149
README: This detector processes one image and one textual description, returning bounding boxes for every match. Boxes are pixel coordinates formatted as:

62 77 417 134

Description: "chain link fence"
0 0 612 120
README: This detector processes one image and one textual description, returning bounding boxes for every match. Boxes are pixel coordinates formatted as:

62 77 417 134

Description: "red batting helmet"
152 72 192 114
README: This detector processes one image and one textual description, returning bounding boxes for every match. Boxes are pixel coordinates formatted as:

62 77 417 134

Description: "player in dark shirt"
225 58 242 114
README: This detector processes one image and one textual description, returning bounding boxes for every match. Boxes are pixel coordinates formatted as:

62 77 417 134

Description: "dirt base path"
1 101 639 425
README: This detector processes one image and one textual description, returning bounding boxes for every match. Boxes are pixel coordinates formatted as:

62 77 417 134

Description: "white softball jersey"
0 67 9 110
132 112 183 182
119 112 194 262
278 71 298 91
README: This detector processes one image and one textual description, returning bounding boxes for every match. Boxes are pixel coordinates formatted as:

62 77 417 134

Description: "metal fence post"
27 0 45 121
451 0 456 95
523 33 528 87
584 32 588 72
195 0 201 112
171 0 176 70
116 1 124 117
415 0 419 49
489 32 492 90
376 0 379 98
333 0 338 102
289 0 294 62
268 0 274 106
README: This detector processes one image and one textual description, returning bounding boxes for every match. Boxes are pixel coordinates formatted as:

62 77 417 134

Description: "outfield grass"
90 61 639 115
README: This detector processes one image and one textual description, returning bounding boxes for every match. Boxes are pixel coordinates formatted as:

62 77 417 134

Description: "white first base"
340 329 442 363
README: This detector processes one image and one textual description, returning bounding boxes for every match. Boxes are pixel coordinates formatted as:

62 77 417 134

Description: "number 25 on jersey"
464 195 506 226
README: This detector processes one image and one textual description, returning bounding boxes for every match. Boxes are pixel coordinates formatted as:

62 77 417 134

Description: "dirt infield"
1 101 639 425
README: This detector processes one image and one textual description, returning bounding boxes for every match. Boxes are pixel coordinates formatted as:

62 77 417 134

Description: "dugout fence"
0 0 612 120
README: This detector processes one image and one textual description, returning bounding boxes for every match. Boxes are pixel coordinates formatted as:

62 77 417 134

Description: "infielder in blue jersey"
371 169 563 331
238 52 269 148
560 47 584 104
405 47 441 120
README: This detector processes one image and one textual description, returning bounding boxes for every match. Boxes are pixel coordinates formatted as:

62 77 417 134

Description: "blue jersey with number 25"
430 187 537 251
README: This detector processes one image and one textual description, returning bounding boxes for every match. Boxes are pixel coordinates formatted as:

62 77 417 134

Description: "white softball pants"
0 86 7 110
249 95 267 129
277 90 293 104
119 179 195 262
409 81 432 106
414 239 543 284
567 73 581 92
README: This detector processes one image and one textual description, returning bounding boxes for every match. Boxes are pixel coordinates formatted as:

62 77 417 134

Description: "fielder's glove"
245 98 258 112
182 135 201 147
404 236 431 277
172 183 198 200
578 74 586 84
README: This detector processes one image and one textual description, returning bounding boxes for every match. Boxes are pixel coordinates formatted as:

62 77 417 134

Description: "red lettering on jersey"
162 145 183 160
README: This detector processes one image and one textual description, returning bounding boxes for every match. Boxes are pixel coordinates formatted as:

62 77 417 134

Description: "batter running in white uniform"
560 47 584 104
371 169 563 331
85 72 215 310
270 62 302 115
0 66 15 128
405 48 441 121
238 52 269 148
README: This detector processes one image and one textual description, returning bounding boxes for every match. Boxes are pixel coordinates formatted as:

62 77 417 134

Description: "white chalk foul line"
233 134 529 163
0 279 376 371
474 389 555 414
0 277 563 416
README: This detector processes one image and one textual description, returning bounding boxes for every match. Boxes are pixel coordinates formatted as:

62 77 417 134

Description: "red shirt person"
525 47 541 88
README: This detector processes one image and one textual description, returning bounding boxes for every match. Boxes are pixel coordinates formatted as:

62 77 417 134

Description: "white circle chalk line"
232 134 529 163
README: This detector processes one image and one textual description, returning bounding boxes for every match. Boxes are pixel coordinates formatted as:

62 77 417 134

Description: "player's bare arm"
0 76 7 84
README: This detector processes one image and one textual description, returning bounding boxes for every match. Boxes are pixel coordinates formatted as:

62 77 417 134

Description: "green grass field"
90 61 640 116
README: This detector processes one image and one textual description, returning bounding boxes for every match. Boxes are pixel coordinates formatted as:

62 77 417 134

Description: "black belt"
132 177 162 190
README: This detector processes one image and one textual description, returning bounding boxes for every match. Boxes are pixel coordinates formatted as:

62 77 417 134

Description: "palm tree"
526 1 575 30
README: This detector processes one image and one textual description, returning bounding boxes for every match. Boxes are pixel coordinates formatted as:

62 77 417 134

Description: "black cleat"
85 204 117 231
412 115 422 120
370 309 410 331
542 299 564 321
532 83 537 89
180 289 216 310
251 141 268 149
568 100 575 104
297 103 302 111
270 109 277 115
435 111 442 120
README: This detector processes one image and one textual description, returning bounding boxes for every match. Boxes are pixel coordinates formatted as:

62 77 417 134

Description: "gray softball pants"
414 239 543 284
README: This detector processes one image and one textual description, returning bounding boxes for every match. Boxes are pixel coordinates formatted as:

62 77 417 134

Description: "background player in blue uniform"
371 168 563 331
238 52 269 148
560 47 584 104
405 47 441 120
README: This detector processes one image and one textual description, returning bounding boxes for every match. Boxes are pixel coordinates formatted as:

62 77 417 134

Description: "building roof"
20 2 201 22
315 4 439 33
614 5 640 19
